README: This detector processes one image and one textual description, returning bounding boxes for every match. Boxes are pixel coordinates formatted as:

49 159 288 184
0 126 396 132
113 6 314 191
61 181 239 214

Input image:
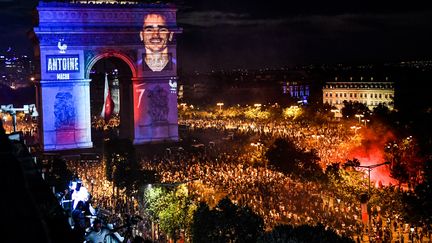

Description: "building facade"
30 2 181 151
322 77 394 110
282 81 310 103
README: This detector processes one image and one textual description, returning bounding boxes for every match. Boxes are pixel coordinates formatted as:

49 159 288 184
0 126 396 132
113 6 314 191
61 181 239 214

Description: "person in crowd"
84 218 111 243
72 200 87 241
72 180 90 209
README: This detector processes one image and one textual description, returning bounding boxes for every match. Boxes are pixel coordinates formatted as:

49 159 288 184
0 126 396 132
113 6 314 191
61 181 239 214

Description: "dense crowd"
59 116 432 242
180 118 358 167
140 142 364 239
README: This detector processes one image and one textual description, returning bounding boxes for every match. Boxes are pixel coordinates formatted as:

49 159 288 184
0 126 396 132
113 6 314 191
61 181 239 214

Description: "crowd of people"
140 142 364 239
53 115 432 242
61 161 148 242
180 118 358 167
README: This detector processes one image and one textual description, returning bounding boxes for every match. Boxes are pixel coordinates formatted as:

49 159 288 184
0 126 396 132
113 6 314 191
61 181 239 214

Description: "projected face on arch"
140 13 173 72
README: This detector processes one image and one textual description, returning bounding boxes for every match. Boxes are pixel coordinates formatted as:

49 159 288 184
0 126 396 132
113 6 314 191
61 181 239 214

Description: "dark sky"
1 0 432 72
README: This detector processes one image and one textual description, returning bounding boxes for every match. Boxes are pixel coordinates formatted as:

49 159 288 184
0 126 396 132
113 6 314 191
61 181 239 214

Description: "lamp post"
361 119 370 127
216 102 224 111
350 125 361 135
0 104 38 132
355 114 364 124
354 161 390 240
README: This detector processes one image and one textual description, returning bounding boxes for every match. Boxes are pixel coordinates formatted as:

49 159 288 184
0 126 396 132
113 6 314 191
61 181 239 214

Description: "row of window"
290 91 310 97
324 92 393 99
324 100 393 106
325 84 393 89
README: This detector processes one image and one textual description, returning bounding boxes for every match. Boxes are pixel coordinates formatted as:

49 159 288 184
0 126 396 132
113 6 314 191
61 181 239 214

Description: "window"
379 94 382 99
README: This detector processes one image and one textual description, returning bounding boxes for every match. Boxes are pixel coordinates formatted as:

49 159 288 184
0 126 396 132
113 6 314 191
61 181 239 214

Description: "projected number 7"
136 88 146 108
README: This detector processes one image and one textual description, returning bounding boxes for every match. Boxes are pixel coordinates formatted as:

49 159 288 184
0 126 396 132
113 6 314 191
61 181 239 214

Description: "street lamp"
216 102 224 111
0 104 38 132
350 125 361 134
254 103 262 108
355 114 364 124
355 161 390 199
330 109 341 119
353 161 390 239
361 119 370 127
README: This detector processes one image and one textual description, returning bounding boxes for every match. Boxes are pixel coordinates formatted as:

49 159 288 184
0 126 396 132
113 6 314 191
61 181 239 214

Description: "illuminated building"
282 81 310 104
30 2 181 151
0 48 34 89
322 77 395 110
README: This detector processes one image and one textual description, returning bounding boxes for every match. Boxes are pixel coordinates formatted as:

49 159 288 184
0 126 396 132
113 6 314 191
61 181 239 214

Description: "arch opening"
89 57 134 147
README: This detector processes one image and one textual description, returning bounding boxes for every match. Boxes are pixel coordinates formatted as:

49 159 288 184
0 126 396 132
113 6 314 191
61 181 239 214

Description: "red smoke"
347 125 398 187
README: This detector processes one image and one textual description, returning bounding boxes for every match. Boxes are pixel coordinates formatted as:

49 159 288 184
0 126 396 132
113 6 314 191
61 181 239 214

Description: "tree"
325 159 368 203
403 160 432 225
192 197 264 243
144 185 196 242
372 103 391 119
105 138 151 194
385 137 423 187
341 101 369 119
265 138 323 181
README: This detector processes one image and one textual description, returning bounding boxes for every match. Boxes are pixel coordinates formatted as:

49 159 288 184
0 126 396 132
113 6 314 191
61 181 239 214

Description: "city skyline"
1 0 432 72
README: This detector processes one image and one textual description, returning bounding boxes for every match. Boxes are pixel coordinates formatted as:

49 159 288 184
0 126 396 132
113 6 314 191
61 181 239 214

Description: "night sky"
1 0 432 72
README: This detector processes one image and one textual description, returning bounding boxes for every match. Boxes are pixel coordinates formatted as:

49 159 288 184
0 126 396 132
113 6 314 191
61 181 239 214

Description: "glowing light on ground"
347 127 398 186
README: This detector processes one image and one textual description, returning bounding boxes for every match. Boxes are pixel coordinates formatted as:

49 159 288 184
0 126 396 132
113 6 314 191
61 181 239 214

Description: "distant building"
322 77 395 110
282 81 310 103
0 48 34 89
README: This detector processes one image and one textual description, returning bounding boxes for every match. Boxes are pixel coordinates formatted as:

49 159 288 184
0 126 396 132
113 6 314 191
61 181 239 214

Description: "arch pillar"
38 79 93 151
132 77 178 144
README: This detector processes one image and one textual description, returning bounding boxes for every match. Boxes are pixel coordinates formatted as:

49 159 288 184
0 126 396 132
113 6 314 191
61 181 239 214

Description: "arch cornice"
85 50 138 79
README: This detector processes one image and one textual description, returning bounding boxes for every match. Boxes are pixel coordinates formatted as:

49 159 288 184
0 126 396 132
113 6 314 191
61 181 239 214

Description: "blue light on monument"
31 1 180 151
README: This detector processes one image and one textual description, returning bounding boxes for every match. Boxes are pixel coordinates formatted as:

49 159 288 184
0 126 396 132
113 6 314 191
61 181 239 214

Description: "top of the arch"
38 1 176 8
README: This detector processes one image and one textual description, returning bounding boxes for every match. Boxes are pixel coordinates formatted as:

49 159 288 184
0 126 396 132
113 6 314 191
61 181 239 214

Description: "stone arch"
86 51 138 80
30 2 180 151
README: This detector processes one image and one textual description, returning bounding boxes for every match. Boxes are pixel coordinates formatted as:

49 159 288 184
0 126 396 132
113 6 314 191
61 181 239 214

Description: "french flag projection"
100 73 114 122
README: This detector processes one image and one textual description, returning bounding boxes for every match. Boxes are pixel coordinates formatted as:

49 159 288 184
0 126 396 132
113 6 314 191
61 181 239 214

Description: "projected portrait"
140 13 173 72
